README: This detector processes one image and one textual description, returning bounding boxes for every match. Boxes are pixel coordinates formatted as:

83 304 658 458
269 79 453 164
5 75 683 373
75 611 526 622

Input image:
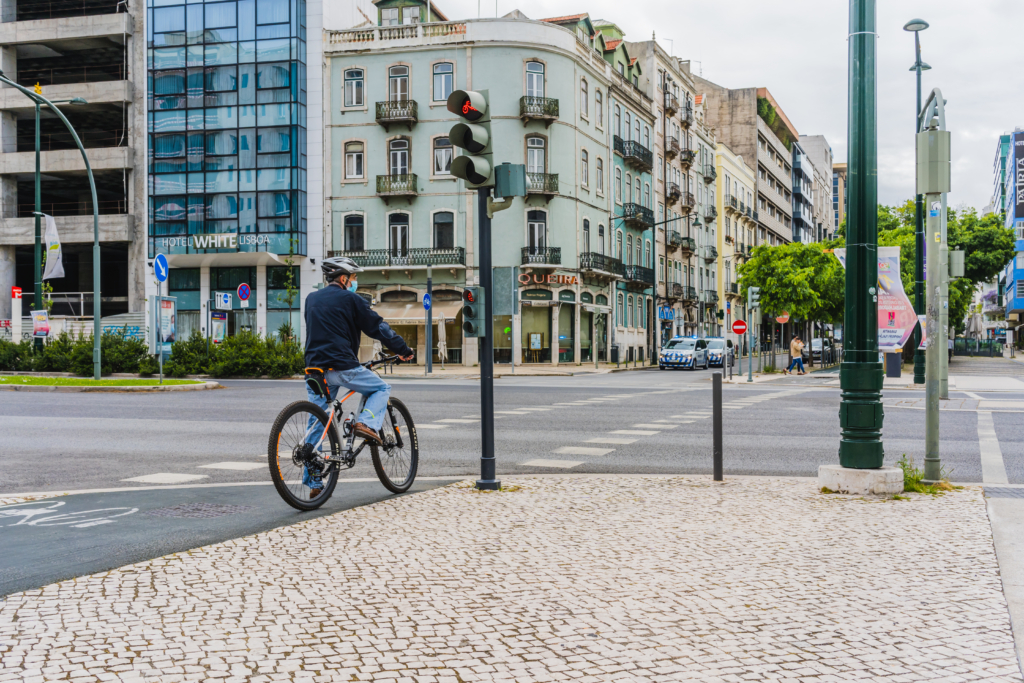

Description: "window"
526 61 545 98
616 230 623 259
628 295 634 327
433 211 454 249
598 224 605 254
581 150 589 186
634 177 641 205
614 105 621 137
433 62 453 102
595 90 603 127
583 219 591 252
645 241 651 269
389 139 409 175
596 158 604 193
617 62 624 77
615 168 622 203
580 78 588 117
344 215 364 251
433 137 452 175
632 74 638 88
617 292 624 326
527 210 547 253
344 69 364 107
643 125 650 149
389 65 409 102
389 213 409 256
659 257 665 282
345 142 364 179
381 7 398 23
626 173 632 203
626 235 633 265
625 112 632 140
402 6 419 24
527 136 545 174
644 183 650 208
634 118 640 143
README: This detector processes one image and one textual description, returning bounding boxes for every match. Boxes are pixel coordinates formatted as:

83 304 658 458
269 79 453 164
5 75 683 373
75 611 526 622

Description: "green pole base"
913 349 925 385
838 361 885 469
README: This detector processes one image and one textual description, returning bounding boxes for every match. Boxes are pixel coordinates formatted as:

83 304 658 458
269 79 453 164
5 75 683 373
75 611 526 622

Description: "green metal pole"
33 101 42 351
839 0 884 468
913 31 926 385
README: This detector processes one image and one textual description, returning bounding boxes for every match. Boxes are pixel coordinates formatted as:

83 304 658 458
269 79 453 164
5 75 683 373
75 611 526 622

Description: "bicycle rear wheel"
269 400 341 511
371 397 418 493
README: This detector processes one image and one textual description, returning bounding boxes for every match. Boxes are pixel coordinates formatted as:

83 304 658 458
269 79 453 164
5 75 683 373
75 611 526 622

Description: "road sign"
154 254 168 283
12 286 22 299
237 283 250 308
423 293 431 311
732 320 747 335
215 291 231 310
776 312 790 324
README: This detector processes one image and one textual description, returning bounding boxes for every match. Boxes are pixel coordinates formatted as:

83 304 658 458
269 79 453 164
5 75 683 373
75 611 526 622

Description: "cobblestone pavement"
1 476 1020 682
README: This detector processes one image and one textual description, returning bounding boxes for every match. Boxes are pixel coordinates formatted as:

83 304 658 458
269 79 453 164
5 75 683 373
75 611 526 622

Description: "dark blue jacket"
304 284 412 371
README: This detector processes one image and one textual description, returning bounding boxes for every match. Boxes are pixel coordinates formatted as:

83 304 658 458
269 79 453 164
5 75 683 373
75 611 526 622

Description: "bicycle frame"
303 390 360 454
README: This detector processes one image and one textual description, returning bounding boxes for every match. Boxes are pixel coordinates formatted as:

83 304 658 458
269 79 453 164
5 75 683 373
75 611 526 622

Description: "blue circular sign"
237 283 251 301
423 293 431 311
153 254 169 283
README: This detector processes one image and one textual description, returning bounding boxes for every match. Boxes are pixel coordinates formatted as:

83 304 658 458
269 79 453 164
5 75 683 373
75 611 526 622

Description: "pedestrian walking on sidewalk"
784 335 806 375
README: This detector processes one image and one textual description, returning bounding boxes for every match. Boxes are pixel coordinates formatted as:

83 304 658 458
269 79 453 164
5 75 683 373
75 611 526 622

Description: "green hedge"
0 327 303 378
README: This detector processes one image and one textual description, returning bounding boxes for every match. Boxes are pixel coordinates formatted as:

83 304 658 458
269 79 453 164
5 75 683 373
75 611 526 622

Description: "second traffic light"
447 89 493 188
747 286 761 309
462 287 486 337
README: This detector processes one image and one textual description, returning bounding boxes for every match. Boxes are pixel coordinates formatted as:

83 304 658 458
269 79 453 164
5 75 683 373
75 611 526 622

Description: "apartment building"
798 133 834 241
990 133 1011 217
325 7 645 366
791 140 815 243
715 141 754 345
0 0 146 327
832 162 846 231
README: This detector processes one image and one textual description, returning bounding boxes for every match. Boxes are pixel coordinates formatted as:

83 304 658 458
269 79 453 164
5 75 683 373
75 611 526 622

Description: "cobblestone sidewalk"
1 476 1020 682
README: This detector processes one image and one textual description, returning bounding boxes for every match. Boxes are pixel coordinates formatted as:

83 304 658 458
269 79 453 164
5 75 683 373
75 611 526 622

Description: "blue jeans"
302 366 392 488
787 357 805 373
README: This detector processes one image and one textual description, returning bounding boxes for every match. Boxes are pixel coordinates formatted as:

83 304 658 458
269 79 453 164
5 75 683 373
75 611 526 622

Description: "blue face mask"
348 280 358 293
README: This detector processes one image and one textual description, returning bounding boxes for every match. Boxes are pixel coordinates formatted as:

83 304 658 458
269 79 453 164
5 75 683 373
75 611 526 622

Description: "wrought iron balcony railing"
579 252 624 277
621 202 654 227
667 181 681 203
521 246 561 266
736 242 746 257
681 105 693 128
664 92 679 115
704 205 718 221
680 285 698 302
729 282 739 294
665 135 680 159
526 172 558 195
678 149 696 168
375 100 417 129
725 194 739 212
376 174 418 197
623 264 655 288
519 96 559 122
679 191 695 211
703 290 719 304
326 247 465 268
703 164 717 183
702 245 718 262
614 135 653 171
667 230 695 253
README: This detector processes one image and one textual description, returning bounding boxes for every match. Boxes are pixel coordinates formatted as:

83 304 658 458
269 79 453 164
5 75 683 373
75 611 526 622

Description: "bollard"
713 371 723 481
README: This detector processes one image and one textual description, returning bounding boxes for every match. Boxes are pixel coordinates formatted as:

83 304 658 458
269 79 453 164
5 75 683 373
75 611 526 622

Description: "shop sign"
558 290 575 302
155 234 273 250
518 273 579 286
658 306 675 320
521 289 553 301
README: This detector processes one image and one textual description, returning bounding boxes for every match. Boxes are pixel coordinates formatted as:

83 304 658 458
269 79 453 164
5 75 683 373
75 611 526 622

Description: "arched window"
596 157 604 193
581 149 589 185
527 209 547 255
580 78 588 117
433 137 452 175
625 111 632 140
645 240 651 268
634 178 641 205
527 136 545 174
614 104 621 137
344 69 363 107
626 173 633 203
634 118 640 142
344 214 364 251
433 211 454 249
595 90 603 127
388 213 409 257
643 125 650 149
635 240 641 268
598 224 605 254
526 61 545 98
643 182 650 208
583 219 590 252
388 65 409 102
616 230 623 259
389 138 409 175
626 234 633 265
627 295 634 328
639 297 645 329
617 292 624 326
615 168 622 203
344 141 363 178
433 62 453 102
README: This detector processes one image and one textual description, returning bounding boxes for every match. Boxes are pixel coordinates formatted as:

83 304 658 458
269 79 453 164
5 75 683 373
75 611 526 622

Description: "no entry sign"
732 320 748 335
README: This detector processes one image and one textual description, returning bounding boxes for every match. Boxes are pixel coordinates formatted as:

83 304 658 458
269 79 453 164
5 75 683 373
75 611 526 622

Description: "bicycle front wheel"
269 400 341 511
371 397 419 493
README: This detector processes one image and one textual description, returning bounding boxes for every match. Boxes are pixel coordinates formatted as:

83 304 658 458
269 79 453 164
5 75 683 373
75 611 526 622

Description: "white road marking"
438 418 479 423
519 459 582 469
633 423 678 429
609 429 660 436
494 410 531 415
552 446 615 457
517 407 553 411
586 437 637 445
416 424 449 429
980 401 1024 410
964 392 984 400
198 462 264 471
121 473 210 484
555 402 590 406
978 411 1009 485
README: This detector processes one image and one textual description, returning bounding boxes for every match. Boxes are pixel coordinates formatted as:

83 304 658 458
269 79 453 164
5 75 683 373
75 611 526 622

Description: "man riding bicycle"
304 257 414 478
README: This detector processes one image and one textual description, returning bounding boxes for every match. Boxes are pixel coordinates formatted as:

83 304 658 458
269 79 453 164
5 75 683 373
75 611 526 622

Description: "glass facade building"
147 0 308 261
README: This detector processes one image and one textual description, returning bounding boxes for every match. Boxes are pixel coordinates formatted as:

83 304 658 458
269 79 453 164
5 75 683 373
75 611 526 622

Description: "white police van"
659 336 709 371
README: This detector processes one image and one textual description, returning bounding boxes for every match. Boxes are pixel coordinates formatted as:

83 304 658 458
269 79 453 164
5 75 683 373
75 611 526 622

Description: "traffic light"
462 287 486 337
748 286 760 310
447 90 493 188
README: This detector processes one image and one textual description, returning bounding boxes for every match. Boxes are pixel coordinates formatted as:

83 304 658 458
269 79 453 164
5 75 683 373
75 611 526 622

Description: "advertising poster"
160 299 176 344
833 247 918 352
31 310 50 337
211 311 227 343
1014 131 1024 222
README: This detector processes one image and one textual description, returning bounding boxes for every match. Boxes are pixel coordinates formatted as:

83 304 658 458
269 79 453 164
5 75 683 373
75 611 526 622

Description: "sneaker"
353 422 382 446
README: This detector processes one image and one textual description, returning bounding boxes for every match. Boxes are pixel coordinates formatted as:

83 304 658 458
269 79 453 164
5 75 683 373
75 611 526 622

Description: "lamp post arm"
0 72 102 380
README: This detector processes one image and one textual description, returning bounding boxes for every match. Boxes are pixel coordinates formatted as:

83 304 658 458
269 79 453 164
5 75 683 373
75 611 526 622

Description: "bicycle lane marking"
0 500 139 529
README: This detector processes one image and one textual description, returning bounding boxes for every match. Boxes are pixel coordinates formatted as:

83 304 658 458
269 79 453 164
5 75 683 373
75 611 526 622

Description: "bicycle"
267 355 418 511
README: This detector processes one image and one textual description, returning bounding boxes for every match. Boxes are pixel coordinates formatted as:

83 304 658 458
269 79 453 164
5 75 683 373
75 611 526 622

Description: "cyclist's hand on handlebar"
399 354 414 362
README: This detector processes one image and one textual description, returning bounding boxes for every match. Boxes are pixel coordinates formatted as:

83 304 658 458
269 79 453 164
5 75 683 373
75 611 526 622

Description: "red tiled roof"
629 57 637 66
604 38 622 50
540 13 587 23
694 94 704 105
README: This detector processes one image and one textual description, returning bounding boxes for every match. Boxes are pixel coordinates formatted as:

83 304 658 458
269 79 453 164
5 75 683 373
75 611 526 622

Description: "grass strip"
0 376 203 387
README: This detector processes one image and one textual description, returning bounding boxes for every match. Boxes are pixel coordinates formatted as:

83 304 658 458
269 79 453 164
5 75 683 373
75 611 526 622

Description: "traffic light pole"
476 186 499 491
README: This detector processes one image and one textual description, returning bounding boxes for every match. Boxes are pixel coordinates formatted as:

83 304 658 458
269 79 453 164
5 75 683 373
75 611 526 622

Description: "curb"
0 381 222 393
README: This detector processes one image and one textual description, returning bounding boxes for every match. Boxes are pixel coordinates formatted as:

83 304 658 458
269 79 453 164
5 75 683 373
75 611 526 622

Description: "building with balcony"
0 0 147 331
799 133 834 241
325 8 618 367
998 130 1024 348
791 141 815 243
715 141 753 346
832 161 846 232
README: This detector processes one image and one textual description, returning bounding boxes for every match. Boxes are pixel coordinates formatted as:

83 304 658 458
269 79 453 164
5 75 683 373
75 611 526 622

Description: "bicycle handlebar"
363 354 404 369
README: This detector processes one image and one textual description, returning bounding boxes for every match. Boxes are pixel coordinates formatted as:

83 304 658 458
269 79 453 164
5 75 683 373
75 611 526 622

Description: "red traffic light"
463 290 476 304
461 100 479 116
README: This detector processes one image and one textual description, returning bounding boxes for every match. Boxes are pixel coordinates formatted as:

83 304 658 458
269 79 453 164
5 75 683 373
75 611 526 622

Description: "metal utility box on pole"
917 91 950 482
838 0 885 469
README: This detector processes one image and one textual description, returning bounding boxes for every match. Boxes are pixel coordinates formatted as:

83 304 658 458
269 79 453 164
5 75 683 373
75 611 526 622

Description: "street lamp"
905 18 929 385
0 71 102 379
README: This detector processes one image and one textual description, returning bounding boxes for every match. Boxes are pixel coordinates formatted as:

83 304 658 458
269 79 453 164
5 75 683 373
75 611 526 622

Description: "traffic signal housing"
462 287 486 337
748 286 761 310
447 90 493 188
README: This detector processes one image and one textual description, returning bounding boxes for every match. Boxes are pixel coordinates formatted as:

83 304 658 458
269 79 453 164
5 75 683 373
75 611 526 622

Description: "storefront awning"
165 252 287 268
371 300 462 324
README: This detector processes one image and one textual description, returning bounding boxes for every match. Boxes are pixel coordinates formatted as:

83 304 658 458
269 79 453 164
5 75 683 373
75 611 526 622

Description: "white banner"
41 214 64 280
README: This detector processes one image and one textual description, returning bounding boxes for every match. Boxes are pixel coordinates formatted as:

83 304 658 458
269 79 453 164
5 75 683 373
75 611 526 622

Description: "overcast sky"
435 0 1023 212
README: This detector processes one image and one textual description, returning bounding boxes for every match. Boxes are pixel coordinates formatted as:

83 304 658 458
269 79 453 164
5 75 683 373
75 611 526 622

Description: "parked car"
705 337 729 368
810 338 836 363
659 336 709 371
